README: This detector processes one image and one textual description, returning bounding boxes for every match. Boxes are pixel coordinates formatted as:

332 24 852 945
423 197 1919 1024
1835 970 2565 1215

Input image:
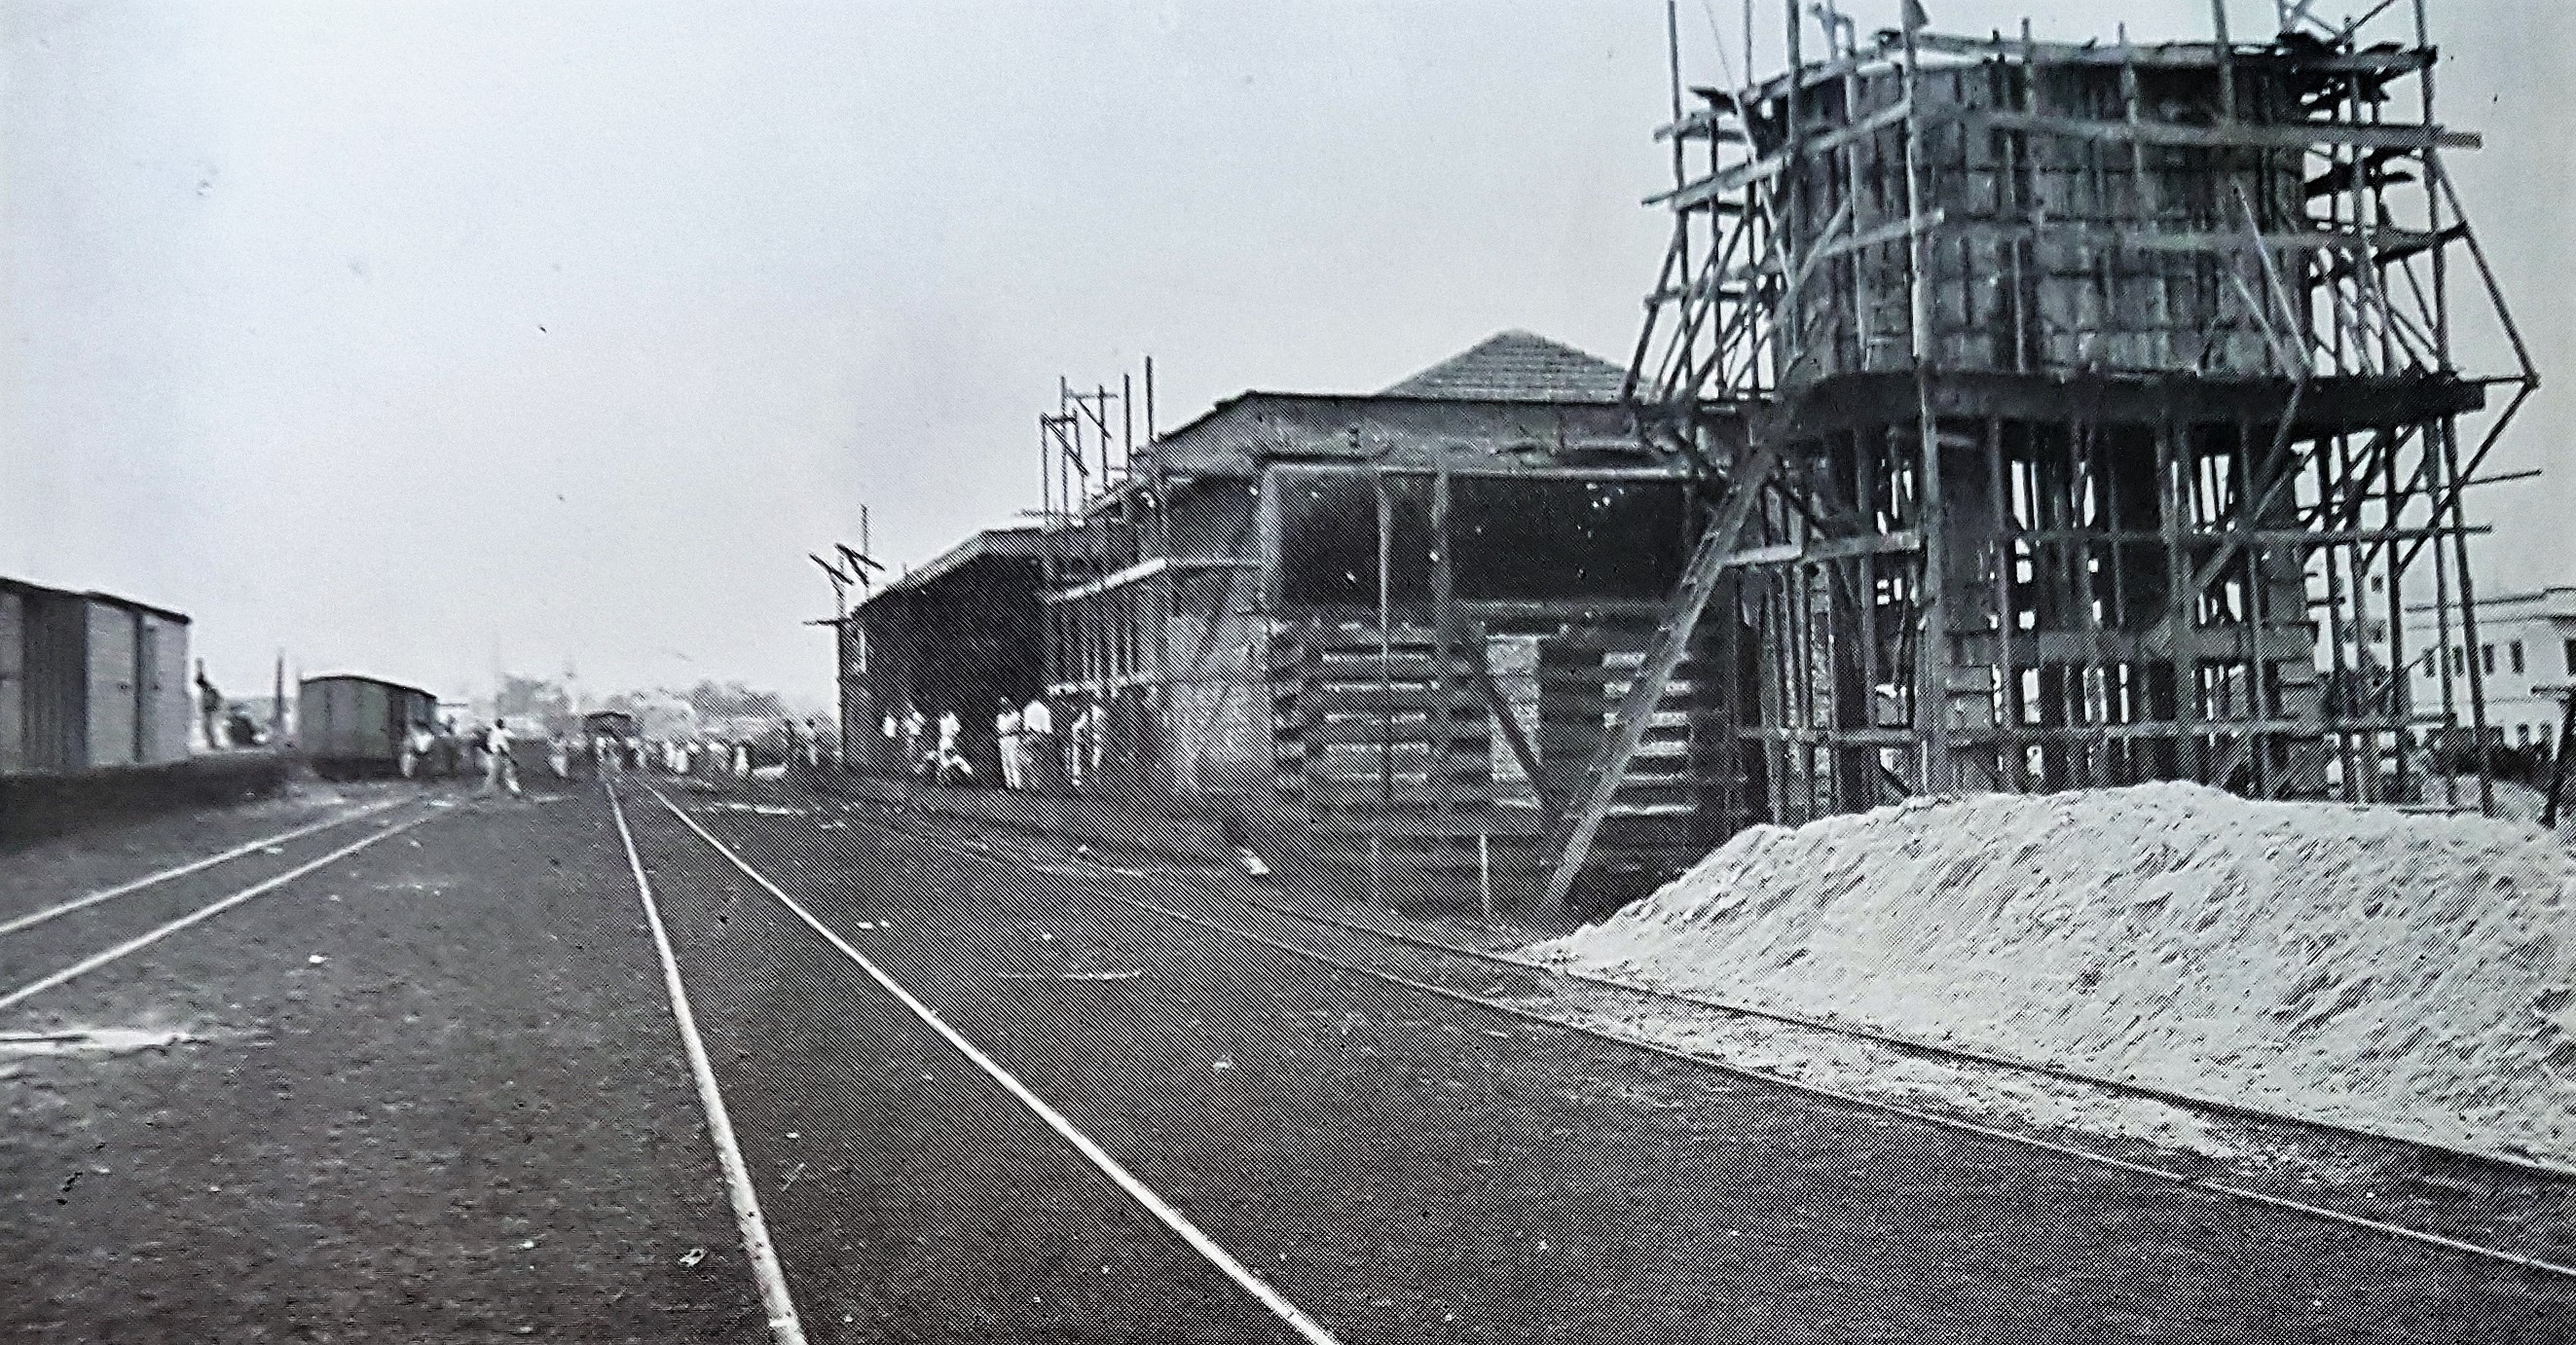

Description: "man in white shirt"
1067 698 1098 790
935 709 971 785
994 698 1024 789
483 718 522 797
401 722 434 780
1020 695 1056 791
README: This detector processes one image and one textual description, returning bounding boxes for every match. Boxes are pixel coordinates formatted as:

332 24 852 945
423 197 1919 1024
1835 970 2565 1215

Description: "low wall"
1 751 292 848
834 775 1244 867
828 772 1570 914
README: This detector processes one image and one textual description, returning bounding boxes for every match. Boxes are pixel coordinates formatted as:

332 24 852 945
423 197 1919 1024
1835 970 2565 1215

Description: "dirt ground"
3 780 2572 1342
1 783 765 1342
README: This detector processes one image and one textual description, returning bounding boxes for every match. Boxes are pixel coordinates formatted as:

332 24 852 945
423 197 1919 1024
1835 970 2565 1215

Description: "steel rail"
641 785 1348 1345
0 807 441 1011
606 782 808 1345
0 795 413 940
828 800 2576 1284
901 800 2576 1186
1213 869 2576 1186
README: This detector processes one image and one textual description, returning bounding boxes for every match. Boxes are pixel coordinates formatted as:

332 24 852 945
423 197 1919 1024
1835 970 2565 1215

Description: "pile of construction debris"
1534 783 2576 1169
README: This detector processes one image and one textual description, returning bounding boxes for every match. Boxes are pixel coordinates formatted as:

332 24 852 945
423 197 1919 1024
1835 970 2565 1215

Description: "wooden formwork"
1574 0 2535 888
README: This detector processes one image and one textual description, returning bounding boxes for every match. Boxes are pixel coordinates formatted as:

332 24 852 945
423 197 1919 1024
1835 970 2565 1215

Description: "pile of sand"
1533 782 2576 1169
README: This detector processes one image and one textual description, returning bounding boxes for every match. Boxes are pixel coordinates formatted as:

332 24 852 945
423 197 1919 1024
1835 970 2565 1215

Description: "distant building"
832 527 1047 775
2406 586 2576 752
613 689 699 742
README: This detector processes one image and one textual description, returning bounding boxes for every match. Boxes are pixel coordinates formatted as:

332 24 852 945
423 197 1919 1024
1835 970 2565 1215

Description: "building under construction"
1031 335 1731 898
1555 0 2531 901
840 1 2530 908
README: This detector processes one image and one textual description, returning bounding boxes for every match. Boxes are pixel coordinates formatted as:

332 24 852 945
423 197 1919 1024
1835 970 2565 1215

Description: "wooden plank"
1306 776 1489 800
1936 217 2443 257
1909 29 2430 75
1307 654 1478 679
1309 814 1547 841
1536 665 1699 687
1649 100 1915 210
1958 107 2477 152
1301 718 1490 746
1300 687 1485 713
1044 556 1259 606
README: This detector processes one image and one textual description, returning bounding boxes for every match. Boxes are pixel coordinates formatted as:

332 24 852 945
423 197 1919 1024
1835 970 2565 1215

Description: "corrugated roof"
1379 330 1627 404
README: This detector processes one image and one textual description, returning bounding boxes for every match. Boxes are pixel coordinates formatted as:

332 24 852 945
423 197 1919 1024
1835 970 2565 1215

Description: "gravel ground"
8 780 2574 1342
653 788 2576 1343
847 788 2576 1277
0 785 764 1342
0 781 415 927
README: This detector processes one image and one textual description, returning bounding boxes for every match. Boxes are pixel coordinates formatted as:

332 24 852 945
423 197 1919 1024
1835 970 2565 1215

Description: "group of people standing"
400 718 523 796
877 693 1101 791
396 716 836 792
994 694 1066 791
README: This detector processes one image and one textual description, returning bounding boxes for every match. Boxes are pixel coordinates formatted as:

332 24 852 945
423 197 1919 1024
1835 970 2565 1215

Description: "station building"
839 331 1746 899
2408 586 2576 754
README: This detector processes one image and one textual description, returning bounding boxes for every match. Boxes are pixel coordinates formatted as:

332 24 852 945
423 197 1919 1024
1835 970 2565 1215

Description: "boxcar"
299 674 438 779
2 578 193 776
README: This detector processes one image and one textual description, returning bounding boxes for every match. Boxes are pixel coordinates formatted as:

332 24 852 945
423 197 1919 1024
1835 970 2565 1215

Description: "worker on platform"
901 704 928 778
995 697 1024 789
935 709 970 785
482 717 523 798
1067 696 1098 791
1021 693 1056 791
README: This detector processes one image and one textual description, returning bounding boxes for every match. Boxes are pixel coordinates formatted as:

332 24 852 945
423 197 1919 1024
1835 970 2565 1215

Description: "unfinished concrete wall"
1774 55 2307 380
1159 484 1269 795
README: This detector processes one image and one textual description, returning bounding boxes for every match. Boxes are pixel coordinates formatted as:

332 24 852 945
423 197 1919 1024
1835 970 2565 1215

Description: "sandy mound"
1533 782 2576 1169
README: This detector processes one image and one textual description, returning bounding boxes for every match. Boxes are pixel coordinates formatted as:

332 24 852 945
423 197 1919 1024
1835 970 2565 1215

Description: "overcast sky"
5 0 2568 709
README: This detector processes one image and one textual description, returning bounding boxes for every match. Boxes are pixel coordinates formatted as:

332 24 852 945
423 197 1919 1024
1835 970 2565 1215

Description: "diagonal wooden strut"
1542 424 1792 909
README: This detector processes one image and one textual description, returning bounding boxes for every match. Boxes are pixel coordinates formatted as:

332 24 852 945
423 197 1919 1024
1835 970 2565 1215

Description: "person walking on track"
482 717 523 798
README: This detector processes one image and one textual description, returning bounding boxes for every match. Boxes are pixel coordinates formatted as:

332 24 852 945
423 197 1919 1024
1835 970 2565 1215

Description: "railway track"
0 794 447 1014
791 786 2576 1286
615 779 1346 1345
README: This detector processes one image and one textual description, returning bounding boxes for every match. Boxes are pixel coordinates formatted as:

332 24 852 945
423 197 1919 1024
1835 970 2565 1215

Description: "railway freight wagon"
299 674 437 779
0 577 193 775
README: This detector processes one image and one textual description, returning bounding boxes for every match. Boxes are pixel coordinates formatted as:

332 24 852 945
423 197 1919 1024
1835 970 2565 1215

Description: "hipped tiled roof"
1379 330 1627 403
